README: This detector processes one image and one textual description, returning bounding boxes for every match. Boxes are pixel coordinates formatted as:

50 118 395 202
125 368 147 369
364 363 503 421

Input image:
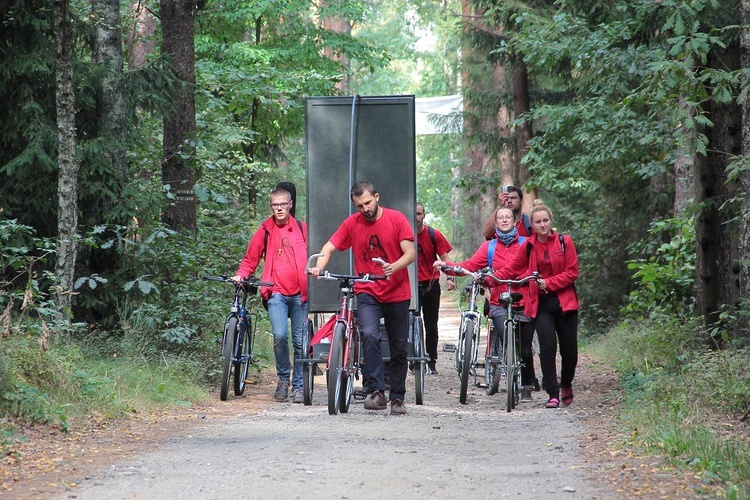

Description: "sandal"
545 397 559 409
561 387 573 406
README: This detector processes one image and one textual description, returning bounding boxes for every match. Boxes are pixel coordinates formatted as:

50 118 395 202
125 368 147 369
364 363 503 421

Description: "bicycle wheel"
459 317 474 404
486 323 500 396
327 322 346 415
302 320 314 406
220 316 238 401
505 323 517 412
233 320 252 396
339 326 356 413
412 315 425 405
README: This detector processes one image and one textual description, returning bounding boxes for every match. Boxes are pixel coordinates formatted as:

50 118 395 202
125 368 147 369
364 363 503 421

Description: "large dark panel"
306 95 417 312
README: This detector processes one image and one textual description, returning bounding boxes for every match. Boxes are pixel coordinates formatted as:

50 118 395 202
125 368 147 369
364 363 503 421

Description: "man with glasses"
232 187 308 403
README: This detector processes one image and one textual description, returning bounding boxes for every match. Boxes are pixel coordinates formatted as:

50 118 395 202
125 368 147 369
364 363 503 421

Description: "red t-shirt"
269 222 302 296
416 225 452 282
329 207 414 303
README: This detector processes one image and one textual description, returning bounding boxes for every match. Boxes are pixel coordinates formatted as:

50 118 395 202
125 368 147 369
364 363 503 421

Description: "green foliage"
592 318 750 495
624 216 697 318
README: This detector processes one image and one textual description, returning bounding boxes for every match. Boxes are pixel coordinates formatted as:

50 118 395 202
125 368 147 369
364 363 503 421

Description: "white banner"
415 95 463 135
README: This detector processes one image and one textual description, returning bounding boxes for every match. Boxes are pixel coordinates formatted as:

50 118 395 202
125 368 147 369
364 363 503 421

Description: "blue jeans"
267 293 308 391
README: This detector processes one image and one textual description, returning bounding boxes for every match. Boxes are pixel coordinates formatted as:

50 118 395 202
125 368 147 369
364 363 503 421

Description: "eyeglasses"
270 202 291 209
496 216 513 221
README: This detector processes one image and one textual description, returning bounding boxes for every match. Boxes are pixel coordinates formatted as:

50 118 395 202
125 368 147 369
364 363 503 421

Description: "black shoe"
532 378 541 392
427 362 438 375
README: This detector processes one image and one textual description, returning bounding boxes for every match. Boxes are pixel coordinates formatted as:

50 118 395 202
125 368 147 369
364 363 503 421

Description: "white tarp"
414 95 463 135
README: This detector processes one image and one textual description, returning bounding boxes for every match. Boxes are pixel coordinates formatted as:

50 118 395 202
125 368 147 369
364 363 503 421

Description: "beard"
362 201 380 221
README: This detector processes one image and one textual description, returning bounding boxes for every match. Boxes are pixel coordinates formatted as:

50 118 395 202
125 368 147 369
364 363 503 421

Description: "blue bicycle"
203 275 273 401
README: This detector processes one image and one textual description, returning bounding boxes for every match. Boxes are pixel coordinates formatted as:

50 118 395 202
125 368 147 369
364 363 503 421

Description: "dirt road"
55 299 613 500
5 296 705 499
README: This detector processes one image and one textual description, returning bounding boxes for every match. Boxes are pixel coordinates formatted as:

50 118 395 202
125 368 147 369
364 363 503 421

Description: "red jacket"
494 230 579 319
236 216 308 302
444 235 530 309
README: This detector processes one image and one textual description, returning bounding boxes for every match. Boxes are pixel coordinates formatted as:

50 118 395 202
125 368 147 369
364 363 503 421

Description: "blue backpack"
487 236 527 265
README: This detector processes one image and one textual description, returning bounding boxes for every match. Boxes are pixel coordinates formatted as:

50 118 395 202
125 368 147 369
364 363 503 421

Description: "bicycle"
492 272 539 412
306 254 387 415
203 275 273 401
439 265 499 404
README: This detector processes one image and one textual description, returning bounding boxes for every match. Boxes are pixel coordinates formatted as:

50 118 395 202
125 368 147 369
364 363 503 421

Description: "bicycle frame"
306 253 387 415
440 265 497 404
455 281 483 374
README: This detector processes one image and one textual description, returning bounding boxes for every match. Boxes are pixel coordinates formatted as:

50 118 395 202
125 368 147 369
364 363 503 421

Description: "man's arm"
307 240 337 277
438 251 456 291
378 239 416 276
482 213 496 240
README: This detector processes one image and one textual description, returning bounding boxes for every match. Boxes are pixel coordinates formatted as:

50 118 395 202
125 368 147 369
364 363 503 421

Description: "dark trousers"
418 281 441 364
491 314 536 386
535 295 579 398
357 293 410 402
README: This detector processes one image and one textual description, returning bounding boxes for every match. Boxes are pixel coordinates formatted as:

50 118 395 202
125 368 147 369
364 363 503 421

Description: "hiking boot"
274 380 289 401
521 386 533 402
363 390 387 410
390 398 406 415
292 389 303 404
427 362 438 375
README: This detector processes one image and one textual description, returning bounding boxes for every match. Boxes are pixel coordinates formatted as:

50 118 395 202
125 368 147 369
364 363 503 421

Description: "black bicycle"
203 275 273 401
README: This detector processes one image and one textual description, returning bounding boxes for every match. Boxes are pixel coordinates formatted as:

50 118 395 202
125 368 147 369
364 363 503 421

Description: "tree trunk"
160 0 197 234
94 0 127 182
321 1 350 94
673 99 697 216
696 41 742 332
53 0 79 324
510 61 536 212
739 0 750 337
459 0 511 252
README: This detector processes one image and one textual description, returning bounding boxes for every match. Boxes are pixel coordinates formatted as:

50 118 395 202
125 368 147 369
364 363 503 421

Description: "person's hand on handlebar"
230 275 243 285
372 257 395 277
307 266 322 277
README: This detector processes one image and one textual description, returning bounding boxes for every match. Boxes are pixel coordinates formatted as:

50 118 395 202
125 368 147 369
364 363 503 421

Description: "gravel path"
61 300 612 500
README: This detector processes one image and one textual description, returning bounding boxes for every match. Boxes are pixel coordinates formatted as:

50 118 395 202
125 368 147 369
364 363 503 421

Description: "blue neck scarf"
496 226 518 246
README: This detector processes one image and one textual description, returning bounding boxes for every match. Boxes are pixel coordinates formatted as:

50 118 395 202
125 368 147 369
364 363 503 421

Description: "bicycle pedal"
353 389 366 400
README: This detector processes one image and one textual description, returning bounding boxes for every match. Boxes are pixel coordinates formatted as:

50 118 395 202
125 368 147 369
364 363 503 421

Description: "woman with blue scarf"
433 207 537 402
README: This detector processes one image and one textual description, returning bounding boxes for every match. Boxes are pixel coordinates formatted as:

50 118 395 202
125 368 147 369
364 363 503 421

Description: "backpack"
488 235 527 265
427 225 437 251
525 233 565 257
521 214 532 236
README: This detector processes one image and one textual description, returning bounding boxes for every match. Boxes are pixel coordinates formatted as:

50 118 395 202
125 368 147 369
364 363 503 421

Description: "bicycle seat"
499 292 523 307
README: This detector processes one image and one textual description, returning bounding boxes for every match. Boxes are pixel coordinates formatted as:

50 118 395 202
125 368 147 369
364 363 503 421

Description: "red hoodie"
235 216 308 302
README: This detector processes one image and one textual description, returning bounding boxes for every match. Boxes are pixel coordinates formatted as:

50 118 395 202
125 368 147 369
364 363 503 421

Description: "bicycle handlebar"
439 266 540 287
306 253 387 283
491 271 540 287
202 275 274 288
